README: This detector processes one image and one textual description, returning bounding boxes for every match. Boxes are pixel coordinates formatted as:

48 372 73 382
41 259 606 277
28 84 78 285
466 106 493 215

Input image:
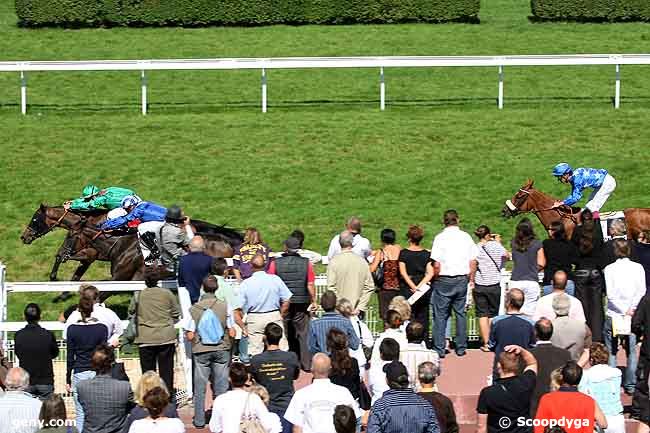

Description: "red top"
534 389 596 433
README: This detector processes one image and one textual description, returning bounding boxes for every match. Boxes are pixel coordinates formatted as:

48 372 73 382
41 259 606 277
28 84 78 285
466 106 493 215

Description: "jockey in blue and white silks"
551 163 617 216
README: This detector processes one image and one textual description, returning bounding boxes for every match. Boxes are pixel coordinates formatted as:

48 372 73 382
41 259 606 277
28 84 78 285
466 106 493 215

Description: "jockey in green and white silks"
65 184 138 220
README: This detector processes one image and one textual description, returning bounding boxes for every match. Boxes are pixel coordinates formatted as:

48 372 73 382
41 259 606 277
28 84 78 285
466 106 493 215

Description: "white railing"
3 54 649 114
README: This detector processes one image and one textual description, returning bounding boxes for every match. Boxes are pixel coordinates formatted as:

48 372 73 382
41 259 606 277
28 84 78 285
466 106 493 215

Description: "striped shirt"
367 388 440 433
308 312 360 354
400 343 440 390
0 391 42 433
475 241 507 286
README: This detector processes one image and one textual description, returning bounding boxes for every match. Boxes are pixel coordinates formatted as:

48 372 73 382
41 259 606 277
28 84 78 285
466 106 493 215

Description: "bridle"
505 188 579 226
25 208 71 239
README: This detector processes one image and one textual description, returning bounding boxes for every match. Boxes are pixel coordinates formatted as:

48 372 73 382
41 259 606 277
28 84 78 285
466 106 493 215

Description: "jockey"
100 195 167 264
551 163 617 217
64 184 138 220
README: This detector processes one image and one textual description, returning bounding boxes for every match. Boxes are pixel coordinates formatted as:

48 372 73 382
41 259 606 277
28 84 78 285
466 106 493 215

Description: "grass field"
1 0 649 320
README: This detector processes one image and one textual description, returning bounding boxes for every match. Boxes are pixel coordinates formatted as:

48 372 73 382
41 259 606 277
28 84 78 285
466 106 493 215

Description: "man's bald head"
346 217 362 234
189 236 205 252
535 318 553 341
251 254 266 271
506 288 524 311
311 353 332 379
552 270 568 291
339 231 354 249
5 367 29 391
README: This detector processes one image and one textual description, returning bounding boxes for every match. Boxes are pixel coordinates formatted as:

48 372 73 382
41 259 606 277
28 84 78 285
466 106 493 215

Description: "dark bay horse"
502 179 650 239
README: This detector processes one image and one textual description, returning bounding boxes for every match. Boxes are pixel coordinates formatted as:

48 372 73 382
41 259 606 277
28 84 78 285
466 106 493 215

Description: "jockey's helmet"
165 205 185 224
121 195 141 209
82 184 100 198
552 163 572 177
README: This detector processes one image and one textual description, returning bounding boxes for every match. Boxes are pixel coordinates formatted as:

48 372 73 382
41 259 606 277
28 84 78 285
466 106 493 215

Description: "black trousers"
632 356 650 423
574 269 604 342
139 343 175 392
284 303 312 371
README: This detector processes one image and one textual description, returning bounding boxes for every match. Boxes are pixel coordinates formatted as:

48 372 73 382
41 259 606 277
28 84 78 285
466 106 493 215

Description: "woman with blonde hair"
123 371 178 433
248 384 283 431
337 298 374 377
233 227 272 281
388 296 412 331
128 387 184 433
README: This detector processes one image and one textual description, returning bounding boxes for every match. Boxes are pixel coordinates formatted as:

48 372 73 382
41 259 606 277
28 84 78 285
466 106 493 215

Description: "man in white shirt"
400 322 439 390
327 216 372 261
429 209 478 358
63 284 123 346
603 239 646 394
0 368 42 433
284 353 360 433
368 338 401 404
533 271 586 322
209 362 281 433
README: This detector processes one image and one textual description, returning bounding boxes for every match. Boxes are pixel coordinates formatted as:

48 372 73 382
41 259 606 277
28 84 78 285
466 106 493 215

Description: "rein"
508 188 579 225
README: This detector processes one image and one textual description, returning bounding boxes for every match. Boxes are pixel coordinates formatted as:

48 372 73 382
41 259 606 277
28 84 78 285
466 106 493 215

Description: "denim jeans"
238 336 250 363
193 350 230 427
542 280 575 296
603 316 637 391
270 408 293 433
72 370 96 433
430 276 468 356
27 384 54 400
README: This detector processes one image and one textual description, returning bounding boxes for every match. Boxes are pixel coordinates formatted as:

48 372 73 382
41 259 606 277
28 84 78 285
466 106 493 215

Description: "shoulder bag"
239 392 267 433
372 249 385 289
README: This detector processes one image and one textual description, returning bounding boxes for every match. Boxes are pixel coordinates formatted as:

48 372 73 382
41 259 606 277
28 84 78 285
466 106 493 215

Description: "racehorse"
502 179 650 239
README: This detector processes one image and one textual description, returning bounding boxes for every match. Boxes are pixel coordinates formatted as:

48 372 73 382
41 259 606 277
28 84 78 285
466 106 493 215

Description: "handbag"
123 291 140 344
371 250 385 288
239 392 267 433
358 381 372 410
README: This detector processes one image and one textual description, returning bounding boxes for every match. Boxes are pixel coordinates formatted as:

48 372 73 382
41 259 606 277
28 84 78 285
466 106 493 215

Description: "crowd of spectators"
1 212 649 433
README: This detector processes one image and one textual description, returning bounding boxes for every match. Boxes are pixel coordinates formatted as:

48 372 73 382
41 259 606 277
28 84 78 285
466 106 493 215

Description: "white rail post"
20 71 27 115
261 68 267 113
0 262 7 348
498 65 504 109
614 64 621 109
140 70 147 115
380 67 385 111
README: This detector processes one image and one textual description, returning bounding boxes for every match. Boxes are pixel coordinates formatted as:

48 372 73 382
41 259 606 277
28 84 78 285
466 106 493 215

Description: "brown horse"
502 179 650 239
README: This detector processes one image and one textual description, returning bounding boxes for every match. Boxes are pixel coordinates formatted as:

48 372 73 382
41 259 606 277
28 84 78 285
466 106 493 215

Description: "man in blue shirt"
308 290 360 355
240 254 293 357
367 360 440 433
551 163 617 217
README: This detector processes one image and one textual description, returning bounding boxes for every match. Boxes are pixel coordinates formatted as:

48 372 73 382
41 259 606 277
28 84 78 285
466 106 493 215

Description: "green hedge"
531 0 650 21
15 0 480 27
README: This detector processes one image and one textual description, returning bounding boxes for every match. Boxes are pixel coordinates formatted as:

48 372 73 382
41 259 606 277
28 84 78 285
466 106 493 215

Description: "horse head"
502 179 536 219
21 204 52 244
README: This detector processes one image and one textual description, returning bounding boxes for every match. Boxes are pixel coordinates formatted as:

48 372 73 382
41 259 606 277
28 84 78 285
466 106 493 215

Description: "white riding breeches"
137 220 165 260
106 208 127 220
585 174 616 212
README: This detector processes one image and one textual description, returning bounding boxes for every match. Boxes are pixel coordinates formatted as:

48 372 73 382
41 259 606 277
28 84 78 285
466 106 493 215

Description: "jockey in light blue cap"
551 162 617 218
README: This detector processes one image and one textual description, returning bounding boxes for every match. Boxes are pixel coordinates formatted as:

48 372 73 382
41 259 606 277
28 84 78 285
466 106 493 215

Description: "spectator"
327 328 362 402
289 229 322 265
337 298 374 378
578 343 624 433
473 225 509 351
66 296 109 432
284 353 360 433
371 228 403 320
327 231 375 317
542 221 578 296
209 362 280 433
333 405 357 433
528 318 571 416
77 345 134 433
309 291 359 355
64 284 123 347
250 323 300 433
633 229 650 292
551 293 591 363
268 236 317 371
131 268 181 392
233 227 272 281
371 310 408 364
14 303 59 400
488 288 535 379
603 238 646 395
327 217 372 260
400 322 439 390
178 236 214 305
388 296 412 331
509 218 545 317
534 361 607 433
632 294 650 431
35 393 78 433
571 209 605 342
211 259 248 364
127 387 184 433
476 345 537 433
428 209 478 358
417 362 458 433
602 220 635 267
533 270 586 322
123 371 178 433
185 275 232 429
240 254 292 356
249 384 283 432
368 338 400 404
159 205 194 273
398 225 433 338
0 367 42 433
367 361 440 433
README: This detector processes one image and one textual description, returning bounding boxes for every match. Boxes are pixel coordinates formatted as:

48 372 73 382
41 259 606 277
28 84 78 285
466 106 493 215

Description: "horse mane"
71 208 109 217
191 219 244 246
